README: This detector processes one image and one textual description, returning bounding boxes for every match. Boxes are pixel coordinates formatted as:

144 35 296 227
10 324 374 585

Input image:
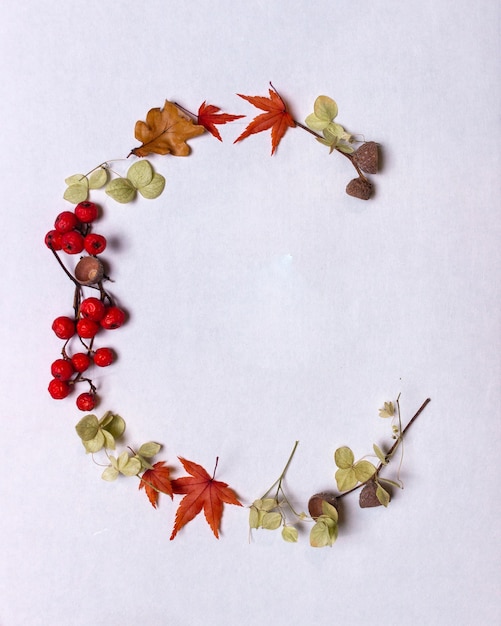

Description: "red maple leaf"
197 102 244 141
234 85 296 155
170 457 242 540
138 461 173 508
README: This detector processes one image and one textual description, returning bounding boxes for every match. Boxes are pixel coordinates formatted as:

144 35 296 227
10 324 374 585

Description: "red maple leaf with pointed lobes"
197 102 244 141
138 461 173 508
170 457 242 540
234 85 296 155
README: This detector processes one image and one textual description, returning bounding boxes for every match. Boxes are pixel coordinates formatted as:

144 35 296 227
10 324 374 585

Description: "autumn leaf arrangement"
45 84 429 545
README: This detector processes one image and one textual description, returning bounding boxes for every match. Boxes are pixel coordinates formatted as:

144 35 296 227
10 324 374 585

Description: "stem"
173 102 197 119
262 440 299 499
338 398 431 499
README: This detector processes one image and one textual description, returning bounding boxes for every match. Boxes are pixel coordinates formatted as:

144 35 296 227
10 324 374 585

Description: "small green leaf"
65 174 88 186
376 484 391 507
310 516 338 547
101 413 126 439
313 95 338 122
102 429 116 450
379 401 395 418
305 112 329 132
260 498 279 512
138 173 166 199
336 143 355 154
89 167 108 189
282 526 298 543
335 467 357 491
261 511 282 530
102 465 119 481
64 183 88 204
249 504 261 529
82 430 105 453
119 455 142 477
127 160 154 188
137 442 161 458
379 478 403 489
353 460 377 482
373 443 388 465
75 414 99 441
334 446 354 469
321 500 338 522
106 178 136 203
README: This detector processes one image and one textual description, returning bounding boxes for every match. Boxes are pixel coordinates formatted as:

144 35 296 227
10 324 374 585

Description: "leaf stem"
262 440 299 499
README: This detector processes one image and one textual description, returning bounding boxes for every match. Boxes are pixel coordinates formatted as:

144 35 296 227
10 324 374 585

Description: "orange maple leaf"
170 457 242 540
138 461 173 508
130 100 205 158
234 86 296 155
197 102 244 141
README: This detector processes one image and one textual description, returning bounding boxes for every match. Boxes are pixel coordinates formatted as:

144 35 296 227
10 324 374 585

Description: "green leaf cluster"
305 95 354 153
105 161 165 203
101 440 162 481
249 498 283 530
334 446 376 491
75 411 126 453
63 167 108 203
310 500 339 547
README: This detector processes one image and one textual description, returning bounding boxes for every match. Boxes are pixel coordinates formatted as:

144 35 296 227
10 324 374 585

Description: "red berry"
48 378 71 399
54 211 80 234
75 201 99 223
80 297 106 321
84 233 107 255
51 358 74 381
94 347 114 367
100 306 126 329
76 392 96 411
71 352 92 372
45 230 63 250
61 231 85 254
76 318 100 339
52 316 75 340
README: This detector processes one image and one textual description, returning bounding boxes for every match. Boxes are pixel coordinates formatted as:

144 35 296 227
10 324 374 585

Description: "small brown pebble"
346 177 373 200
353 141 379 174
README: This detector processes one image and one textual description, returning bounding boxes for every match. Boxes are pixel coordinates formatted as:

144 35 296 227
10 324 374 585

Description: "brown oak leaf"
138 461 173 508
129 100 205 158
170 457 242 540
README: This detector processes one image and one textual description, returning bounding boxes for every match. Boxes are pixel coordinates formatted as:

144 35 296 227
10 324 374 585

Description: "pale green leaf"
65 174 88 186
88 167 108 189
127 160 153 188
75 414 99 441
260 498 279 512
313 95 338 122
261 512 282 530
305 112 329 132
321 500 338 522
334 446 354 469
249 505 260 529
353 460 377 482
102 429 116 450
64 183 88 204
138 173 166 199
102 465 119 481
102 413 126 439
116 451 131 471
120 457 142 477
82 430 105 453
379 401 395 418
376 484 391 507
282 526 298 543
336 142 355 154
310 517 338 547
373 443 388 465
379 478 403 489
137 442 161 458
335 467 357 491
105 178 136 203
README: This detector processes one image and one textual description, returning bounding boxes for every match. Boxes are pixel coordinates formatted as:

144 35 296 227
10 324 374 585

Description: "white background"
1 1 500 624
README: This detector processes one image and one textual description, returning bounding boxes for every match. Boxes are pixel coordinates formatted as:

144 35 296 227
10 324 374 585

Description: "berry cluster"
45 201 126 410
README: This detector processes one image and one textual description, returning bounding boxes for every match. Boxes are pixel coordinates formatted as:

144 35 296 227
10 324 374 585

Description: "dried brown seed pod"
346 177 373 200
359 480 384 508
308 492 338 520
353 141 379 174
74 256 104 285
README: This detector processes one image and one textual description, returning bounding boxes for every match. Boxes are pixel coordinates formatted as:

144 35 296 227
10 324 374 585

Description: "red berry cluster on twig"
45 201 126 410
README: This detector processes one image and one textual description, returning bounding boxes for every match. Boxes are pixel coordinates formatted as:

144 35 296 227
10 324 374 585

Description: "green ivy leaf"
88 167 108 189
127 160 153 188
106 178 136 203
138 173 166 199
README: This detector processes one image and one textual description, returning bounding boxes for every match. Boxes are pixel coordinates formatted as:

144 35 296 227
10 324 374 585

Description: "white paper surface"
1 1 500 624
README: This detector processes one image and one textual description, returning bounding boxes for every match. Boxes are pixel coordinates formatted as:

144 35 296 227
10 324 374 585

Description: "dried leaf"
139 461 173 508
234 86 296 155
197 101 244 141
170 457 242 539
130 100 205 158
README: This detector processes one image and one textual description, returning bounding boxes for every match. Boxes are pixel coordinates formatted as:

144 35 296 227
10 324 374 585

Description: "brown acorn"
346 177 373 200
359 480 385 508
308 492 338 520
353 141 379 174
74 256 104 285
